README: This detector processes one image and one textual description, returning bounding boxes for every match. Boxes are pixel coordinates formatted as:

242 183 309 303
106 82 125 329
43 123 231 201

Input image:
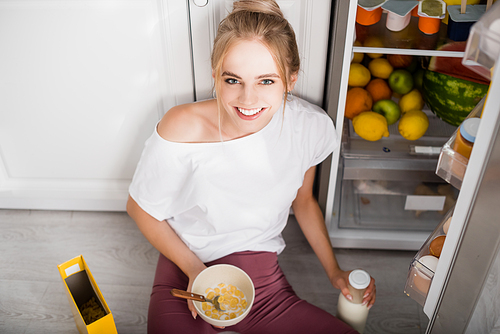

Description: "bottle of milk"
336 269 371 333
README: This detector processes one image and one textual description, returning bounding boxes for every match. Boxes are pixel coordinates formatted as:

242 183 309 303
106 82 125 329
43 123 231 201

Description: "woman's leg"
147 254 220 334
147 251 357 334
210 252 358 334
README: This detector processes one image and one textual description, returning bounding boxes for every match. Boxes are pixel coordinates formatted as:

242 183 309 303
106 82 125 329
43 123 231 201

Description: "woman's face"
216 39 296 138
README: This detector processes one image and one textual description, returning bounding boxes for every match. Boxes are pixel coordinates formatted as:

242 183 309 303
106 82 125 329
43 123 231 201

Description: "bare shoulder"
157 99 219 143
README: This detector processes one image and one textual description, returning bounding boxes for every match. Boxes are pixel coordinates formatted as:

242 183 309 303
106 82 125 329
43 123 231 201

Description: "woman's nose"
239 85 258 105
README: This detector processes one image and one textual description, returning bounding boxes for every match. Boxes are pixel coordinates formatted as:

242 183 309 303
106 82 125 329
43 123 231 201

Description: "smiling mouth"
237 107 264 116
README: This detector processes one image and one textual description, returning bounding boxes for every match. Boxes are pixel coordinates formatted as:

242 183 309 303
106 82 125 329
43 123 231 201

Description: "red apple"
387 54 413 69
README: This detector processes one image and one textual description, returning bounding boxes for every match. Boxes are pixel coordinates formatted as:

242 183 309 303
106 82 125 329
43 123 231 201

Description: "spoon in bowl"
170 288 225 312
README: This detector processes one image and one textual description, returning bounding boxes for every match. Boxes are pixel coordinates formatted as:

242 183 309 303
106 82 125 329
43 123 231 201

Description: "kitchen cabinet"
318 0 477 250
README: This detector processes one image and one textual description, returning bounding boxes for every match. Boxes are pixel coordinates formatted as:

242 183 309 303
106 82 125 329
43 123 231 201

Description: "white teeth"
237 107 263 116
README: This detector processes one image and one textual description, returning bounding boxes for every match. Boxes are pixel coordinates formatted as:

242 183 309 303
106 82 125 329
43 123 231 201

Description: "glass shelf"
354 12 465 56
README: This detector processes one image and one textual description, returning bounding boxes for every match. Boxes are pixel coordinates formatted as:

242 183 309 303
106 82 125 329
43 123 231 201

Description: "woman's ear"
287 73 298 92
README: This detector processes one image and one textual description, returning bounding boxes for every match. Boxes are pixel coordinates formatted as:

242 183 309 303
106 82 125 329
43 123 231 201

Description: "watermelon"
422 70 489 127
428 42 490 85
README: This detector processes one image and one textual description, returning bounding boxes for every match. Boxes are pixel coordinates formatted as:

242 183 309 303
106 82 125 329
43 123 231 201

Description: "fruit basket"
435 96 485 189
404 205 454 306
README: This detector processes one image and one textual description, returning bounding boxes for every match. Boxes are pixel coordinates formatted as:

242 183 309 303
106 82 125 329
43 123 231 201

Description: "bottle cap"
460 118 481 143
349 269 371 290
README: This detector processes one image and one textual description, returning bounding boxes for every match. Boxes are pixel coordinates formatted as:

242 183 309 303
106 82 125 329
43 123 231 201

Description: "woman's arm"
126 195 207 318
291 166 376 307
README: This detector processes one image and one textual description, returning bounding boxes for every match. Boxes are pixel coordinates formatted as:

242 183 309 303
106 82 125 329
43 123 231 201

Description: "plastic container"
462 0 500 80
382 0 418 32
453 117 481 159
337 270 371 334
356 5 383 26
447 5 486 42
418 0 446 35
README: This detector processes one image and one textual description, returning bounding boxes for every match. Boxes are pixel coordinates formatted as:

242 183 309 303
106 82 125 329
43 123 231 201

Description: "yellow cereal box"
57 255 117 334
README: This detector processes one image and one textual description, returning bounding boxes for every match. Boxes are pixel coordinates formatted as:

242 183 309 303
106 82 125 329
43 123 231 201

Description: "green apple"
388 69 414 95
413 68 425 91
373 99 401 125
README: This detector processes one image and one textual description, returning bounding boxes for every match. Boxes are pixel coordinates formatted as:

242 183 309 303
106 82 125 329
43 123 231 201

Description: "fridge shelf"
404 206 454 306
354 11 463 56
435 96 485 190
343 108 456 163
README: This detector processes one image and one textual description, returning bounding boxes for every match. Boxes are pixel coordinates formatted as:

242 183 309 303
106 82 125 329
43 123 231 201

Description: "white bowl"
191 264 255 327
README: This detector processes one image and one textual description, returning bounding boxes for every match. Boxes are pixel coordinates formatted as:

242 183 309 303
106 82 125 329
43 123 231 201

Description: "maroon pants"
148 251 358 334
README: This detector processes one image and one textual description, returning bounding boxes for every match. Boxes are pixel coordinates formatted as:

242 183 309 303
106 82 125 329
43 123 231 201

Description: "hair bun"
232 0 284 18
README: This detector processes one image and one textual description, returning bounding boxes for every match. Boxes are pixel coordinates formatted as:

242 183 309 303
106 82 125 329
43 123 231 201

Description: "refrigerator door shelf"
462 1 500 80
436 96 485 190
404 207 454 306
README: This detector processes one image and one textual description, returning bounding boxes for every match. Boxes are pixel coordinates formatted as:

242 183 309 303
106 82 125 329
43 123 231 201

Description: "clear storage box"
339 179 457 232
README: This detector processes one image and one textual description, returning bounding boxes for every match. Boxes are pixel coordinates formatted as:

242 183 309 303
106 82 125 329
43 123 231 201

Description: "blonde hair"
211 0 300 107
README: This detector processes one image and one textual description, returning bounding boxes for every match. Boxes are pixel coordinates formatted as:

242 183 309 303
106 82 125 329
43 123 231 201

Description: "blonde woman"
127 1 375 333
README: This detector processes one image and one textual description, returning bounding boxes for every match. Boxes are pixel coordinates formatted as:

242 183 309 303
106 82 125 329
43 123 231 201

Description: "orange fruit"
345 87 373 120
365 79 392 103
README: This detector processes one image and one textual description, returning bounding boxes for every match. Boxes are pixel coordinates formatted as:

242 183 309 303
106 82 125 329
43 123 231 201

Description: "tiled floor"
0 209 428 333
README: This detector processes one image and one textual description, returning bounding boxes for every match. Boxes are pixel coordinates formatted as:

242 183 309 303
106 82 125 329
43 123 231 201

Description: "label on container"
65 263 81 277
413 146 441 155
404 195 446 211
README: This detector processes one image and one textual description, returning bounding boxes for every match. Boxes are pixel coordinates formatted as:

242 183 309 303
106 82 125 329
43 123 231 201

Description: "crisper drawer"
338 179 458 231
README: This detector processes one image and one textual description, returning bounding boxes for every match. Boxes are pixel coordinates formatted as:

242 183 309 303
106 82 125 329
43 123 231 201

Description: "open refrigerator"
319 1 500 332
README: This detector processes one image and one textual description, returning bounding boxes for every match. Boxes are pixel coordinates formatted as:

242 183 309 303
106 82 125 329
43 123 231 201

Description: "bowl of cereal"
191 264 255 327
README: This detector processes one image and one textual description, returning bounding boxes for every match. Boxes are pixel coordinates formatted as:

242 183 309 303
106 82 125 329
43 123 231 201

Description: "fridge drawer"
338 179 457 231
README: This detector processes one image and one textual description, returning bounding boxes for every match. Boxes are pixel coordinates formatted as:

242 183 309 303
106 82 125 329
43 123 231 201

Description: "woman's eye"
261 79 274 85
225 78 239 84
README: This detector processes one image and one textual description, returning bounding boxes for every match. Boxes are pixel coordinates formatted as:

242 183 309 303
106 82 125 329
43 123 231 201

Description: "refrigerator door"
424 57 500 333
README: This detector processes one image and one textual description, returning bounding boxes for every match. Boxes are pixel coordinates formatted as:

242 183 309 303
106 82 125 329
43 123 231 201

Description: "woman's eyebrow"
256 73 280 79
222 71 241 79
221 71 280 80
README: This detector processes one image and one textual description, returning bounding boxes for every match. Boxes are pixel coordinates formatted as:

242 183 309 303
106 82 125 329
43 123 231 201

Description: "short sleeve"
128 131 194 222
310 112 338 166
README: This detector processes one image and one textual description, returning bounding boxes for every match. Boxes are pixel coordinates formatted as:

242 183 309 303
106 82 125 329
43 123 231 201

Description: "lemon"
368 58 394 79
399 89 425 114
363 36 384 58
352 40 364 63
348 63 371 87
398 110 429 140
352 111 390 141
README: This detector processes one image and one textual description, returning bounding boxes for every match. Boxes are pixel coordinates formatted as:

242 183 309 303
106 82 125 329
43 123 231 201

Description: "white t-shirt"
129 97 338 263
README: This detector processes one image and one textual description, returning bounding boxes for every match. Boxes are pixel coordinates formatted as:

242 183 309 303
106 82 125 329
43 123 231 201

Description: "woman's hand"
330 270 376 308
362 276 376 308
186 267 206 320
186 265 226 329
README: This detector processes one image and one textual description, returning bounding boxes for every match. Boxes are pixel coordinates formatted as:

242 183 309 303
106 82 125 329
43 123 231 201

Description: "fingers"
187 300 198 320
187 300 225 329
362 277 376 308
